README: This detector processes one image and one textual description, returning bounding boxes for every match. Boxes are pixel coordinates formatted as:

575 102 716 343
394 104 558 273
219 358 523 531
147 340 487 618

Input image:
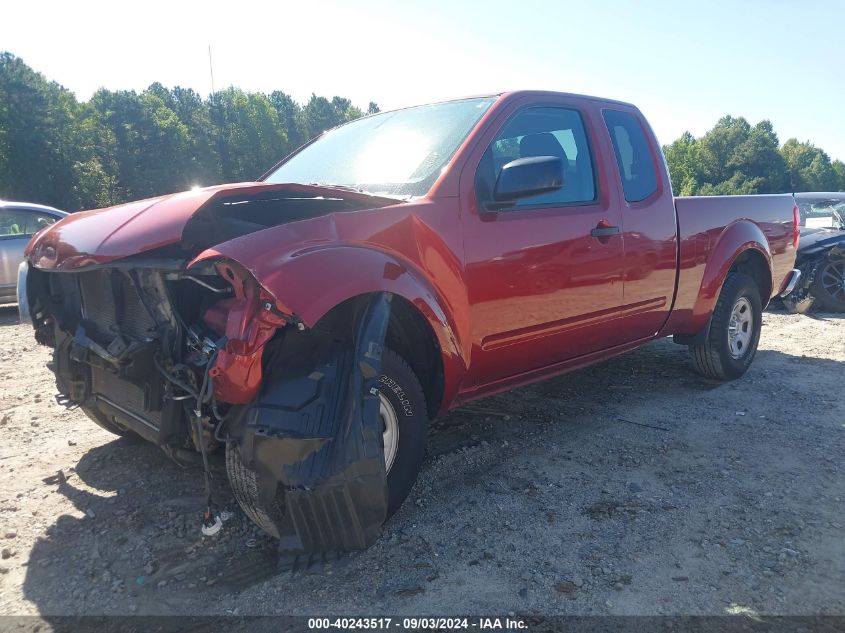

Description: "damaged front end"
25 257 293 449
22 184 400 556
26 259 392 555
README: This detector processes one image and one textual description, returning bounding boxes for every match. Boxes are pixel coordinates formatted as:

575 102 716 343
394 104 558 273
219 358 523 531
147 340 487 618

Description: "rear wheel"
689 272 762 380
809 255 845 312
226 348 428 538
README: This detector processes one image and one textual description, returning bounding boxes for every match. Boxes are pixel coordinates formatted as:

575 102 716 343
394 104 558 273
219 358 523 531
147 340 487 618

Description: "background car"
782 192 845 313
0 201 66 305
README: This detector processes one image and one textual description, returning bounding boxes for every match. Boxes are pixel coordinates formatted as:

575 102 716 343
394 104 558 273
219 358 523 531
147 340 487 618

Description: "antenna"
208 45 216 100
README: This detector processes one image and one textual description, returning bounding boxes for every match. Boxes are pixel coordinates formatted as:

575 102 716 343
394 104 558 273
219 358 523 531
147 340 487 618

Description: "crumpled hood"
25 182 395 270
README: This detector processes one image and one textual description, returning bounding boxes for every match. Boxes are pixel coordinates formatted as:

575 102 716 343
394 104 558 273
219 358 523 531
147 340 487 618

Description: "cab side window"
475 107 596 208
602 110 658 203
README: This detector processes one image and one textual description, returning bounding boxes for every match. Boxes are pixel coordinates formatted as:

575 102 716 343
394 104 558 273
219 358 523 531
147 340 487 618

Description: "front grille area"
77 270 158 342
74 270 165 432
42 266 177 442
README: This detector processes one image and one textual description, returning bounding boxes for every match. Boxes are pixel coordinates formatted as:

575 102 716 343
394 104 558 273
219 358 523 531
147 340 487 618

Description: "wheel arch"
700 221 771 310
676 220 774 344
311 292 446 419
247 246 467 416
727 249 772 307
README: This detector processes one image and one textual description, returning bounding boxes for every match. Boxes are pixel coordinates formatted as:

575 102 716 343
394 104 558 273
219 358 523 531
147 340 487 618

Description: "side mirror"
493 156 564 206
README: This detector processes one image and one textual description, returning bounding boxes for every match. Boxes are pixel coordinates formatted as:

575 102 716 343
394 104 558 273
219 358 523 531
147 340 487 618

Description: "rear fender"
685 220 773 338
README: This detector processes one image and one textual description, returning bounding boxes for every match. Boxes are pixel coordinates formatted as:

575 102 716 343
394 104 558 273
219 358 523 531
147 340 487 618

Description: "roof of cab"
366 90 638 116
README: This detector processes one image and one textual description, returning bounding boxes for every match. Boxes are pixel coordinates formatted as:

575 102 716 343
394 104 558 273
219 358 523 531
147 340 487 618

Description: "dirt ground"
0 304 842 617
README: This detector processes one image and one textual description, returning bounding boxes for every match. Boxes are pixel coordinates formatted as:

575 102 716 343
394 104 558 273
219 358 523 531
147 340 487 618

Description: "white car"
0 201 66 305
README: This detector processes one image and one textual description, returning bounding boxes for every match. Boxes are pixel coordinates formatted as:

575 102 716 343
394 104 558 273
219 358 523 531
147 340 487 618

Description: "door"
462 104 626 387
601 109 678 339
0 208 60 300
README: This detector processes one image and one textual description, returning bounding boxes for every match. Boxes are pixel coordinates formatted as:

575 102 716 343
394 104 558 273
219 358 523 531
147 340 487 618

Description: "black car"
782 192 845 313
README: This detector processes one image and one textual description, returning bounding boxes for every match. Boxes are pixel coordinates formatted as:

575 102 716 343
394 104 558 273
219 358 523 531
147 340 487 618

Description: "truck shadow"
766 303 845 320
800 311 845 321
21 433 282 615
20 338 844 615
0 304 20 326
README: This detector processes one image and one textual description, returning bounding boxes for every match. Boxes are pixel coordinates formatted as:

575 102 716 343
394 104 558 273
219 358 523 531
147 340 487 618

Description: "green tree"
269 90 306 153
663 131 701 195
727 120 788 193
210 88 288 181
167 86 220 187
0 52 85 209
781 138 839 191
833 160 845 190
0 53 377 208
69 110 120 208
88 87 194 200
302 94 342 139
663 115 843 196
302 94 365 139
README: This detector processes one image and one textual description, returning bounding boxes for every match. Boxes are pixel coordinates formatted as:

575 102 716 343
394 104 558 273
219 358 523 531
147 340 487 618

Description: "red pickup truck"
20 91 799 554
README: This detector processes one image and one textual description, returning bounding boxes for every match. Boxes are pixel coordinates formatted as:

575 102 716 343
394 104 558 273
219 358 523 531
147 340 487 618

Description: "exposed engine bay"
181 190 369 251
28 260 263 450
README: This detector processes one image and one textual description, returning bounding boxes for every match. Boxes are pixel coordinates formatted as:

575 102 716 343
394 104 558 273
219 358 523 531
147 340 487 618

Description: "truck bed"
665 194 798 337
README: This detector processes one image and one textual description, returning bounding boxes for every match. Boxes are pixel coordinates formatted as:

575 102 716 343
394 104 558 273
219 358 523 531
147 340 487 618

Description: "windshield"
264 97 496 198
797 197 845 230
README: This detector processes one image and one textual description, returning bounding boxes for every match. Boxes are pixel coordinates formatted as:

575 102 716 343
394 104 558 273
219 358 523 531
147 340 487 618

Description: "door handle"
590 225 620 238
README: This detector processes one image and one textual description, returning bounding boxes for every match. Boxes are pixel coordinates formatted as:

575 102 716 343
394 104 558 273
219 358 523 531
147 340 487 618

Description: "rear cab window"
602 110 658 203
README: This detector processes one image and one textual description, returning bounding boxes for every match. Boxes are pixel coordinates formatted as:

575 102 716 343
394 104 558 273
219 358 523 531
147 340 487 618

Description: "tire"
809 255 845 312
226 439 286 538
378 350 429 517
689 272 762 381
226 348 429 538
81 405 136 438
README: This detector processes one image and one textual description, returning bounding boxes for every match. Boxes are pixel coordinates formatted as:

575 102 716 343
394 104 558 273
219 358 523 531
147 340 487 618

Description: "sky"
3 0 844 159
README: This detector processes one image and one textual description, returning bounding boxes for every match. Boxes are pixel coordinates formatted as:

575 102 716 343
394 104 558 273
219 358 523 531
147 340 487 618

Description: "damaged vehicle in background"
0 201 66 305
19 91 799 557
781 192 845 313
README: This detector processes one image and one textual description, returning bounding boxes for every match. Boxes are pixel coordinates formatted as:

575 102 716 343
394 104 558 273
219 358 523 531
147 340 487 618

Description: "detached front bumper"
17 261 32 324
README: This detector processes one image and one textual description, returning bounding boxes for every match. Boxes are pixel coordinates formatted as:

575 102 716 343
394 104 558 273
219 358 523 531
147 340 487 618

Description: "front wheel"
689 272 762 380
226 348 428 539
377 350 430 516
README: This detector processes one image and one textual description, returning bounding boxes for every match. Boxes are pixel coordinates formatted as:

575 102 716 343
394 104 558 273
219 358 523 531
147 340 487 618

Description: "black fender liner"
234 293 393 555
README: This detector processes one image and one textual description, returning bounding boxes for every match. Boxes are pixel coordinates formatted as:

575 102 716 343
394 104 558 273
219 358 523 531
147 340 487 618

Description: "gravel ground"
0 304 842 617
